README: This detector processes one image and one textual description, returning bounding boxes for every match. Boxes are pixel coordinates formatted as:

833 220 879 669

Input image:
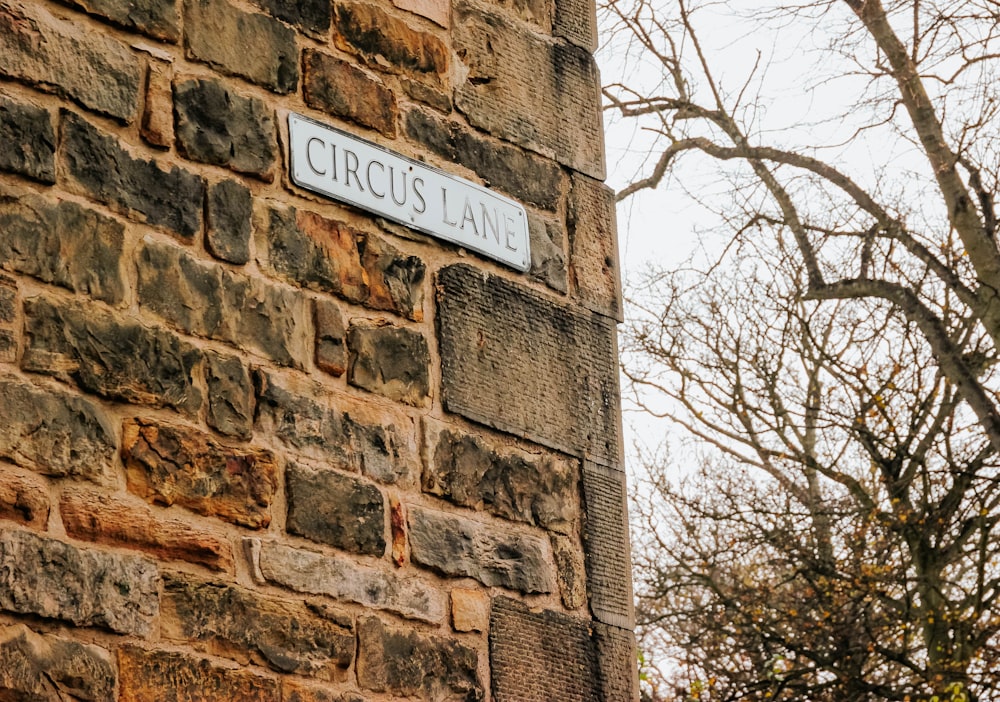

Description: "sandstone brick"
205 350 254 439
256 205 426 321
423 419 577 533
58 0 181 42
0 465 49 528
554 0 598 51
119 646 280 702
0 275 14 324
315 298 348 377
0 624 116 701
347 321 430 407
60 111 205 240
454 0 605 178
0 529 159 636
0 370 116 482
568 172 623 321
402 77 452 112
287 463 386 557
304 49 397 137
137 239 310 368
249 0 331 37
488 0 552 30
392 0 448 26
122 417 278 529
528 210 568 293
357 616 482 700
450 587 488 633
407 505 556 593
22 295 204 415
174 77 277 180
390 497 407 566
252 539 447 623
333 2 448 83
0 94 55 182
582 461 635 629
184 0 299 94
255 371 419 485
283 679 368 702
0 182 126 305
0 1 140 122
61 488 235 572
404 108 563 211
550 533 587 610
162 574 355 679
207 179 253 265
0 332 13 363
593 622 640 702
141 57 174 148
436 264 620 463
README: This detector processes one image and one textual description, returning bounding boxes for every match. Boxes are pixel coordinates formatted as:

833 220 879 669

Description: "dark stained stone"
347 321 430 407
303 49 397 137
0 624 116 700
205 350 254 439
207 179 253 265
0 95 55 182
58 0 180 42
333 3 448 83
248 0 330 36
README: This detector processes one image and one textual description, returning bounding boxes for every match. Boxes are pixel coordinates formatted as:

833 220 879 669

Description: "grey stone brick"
58 0 181 42
0 95 55 182
347 321 430 407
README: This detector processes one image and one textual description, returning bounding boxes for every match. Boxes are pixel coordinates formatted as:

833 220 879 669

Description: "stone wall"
0 0 637 698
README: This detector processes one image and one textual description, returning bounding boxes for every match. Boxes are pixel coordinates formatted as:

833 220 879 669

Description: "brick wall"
0 0 636 698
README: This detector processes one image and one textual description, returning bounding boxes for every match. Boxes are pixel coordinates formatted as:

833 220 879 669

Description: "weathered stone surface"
454 0 605 178
0 275 14 324
22 295 203 415
207 179 252 265
554 0 598 51
528 210 568 293
137 239 310 368
162 574 355 679
0 1 140 122
408 505 555 593
206 350 254 439
0 529 159 636
0 183 126 304
255 371 418 485
401 77 451 112
248 0 330 36
283 679 367 702
119 646 280 702
174 78 277 180
593 622 640 702
141 57 174 148
122 417 278 529
60 111 204 239
451 588 488 633
287 463 386 557
0 465 49 528
568 173 623 321
488 0 552 29
357 616 482 700
256 205 425 321
0 624 116 701
253 540 446 624
304 49 397 137
490 596 600 702
423 419 577 533
184 0 298 94
392 0 448 26
437 263 620 463
0 331 13 363
61 489 235 572
582 461 635 629
404 108 563 211
0 94 55 182
315 298 347 377
58 0 180 42
333 3 448 83
348 321 430 407
550 533 587 610
0 371 115 482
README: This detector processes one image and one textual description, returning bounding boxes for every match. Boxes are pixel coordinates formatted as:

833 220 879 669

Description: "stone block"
162 574 355 679
347 321 430 407
61 488 235 572
0 624 116 701
550 533 587 610
568 172 623 321
454 0 605 178
0 370 116 482
407 505 555 593
205 350 254 439
304 49 397 137
22 295 204 415
58 0 180 42
60 111 204 240
423 418 577 533
252 539 446 624
450 587 488 633
0 529 159 636
582 461 635 629
392 0 448 26
283 679 368 702
207 179 253 265
489 596 599 702
0 182 126 305
0 94 55 182
137 239 310 368
593 622 640 702
403 108 563 211
141 57 174 148
487 0 552 30
174 77 277 180
528 210 569 293
0 275 14 324
183 0 298 94
436 263 620 463
286 463 386 557
357 616 482 700
119 646 280 702
315 298 348 377
248 0 330 37
0 465 49 528
554 0 598 51
0 331 13 363
0 1 140 122
122 417 278 529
